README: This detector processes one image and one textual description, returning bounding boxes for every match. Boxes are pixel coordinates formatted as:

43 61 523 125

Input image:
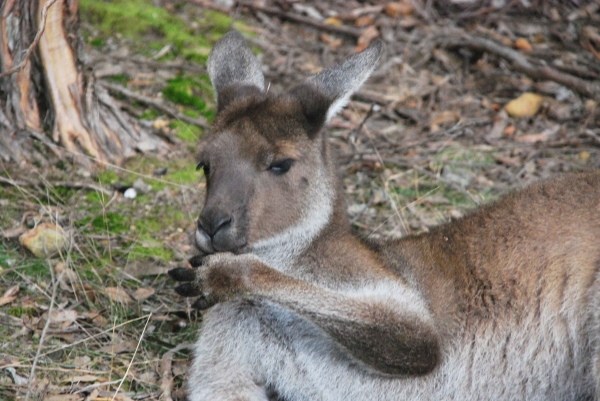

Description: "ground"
0 0 599 400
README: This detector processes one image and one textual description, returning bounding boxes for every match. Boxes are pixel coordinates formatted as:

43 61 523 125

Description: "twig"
0 0 58 79
442 33 600 101
24 268 64 401
50 181 114 196
98 81 210 129
241 3 362 38
111 313 152 401
585 129 600 144
74 379 122 394
0 175 113 196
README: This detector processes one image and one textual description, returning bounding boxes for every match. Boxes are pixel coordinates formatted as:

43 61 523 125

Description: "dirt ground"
1 0 599 400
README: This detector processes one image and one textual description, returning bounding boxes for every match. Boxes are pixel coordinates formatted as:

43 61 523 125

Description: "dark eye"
196 162 210 176
268 159 294 175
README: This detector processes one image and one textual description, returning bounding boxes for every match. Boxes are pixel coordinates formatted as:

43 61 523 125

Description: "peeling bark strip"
38 0 105 161
0 0 170 166
442 33 600 101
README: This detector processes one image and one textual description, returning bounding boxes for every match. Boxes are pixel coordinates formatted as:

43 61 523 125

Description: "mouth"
194 229 248 255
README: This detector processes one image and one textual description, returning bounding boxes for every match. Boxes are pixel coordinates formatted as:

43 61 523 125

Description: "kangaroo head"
195 31 381 265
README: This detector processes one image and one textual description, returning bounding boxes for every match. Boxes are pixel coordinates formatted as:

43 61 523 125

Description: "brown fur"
174 31 600 400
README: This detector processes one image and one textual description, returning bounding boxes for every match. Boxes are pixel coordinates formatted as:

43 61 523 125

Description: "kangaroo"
169 30 600 401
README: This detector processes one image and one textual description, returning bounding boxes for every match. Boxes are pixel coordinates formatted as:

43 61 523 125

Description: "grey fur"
207 30 265 106
307 40 382 121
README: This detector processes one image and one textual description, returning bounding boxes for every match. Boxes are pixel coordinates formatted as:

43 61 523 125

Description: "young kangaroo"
169 30 600 400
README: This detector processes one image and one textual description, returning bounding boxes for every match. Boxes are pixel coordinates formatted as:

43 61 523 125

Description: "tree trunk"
0 0 168 167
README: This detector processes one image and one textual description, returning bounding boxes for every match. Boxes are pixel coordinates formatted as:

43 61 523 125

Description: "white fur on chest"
249 168 334 272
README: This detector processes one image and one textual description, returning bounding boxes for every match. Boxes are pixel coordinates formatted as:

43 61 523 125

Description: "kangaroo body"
170 31 600 401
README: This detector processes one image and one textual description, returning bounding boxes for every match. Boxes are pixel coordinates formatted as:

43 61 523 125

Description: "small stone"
19 223 69 258
153 167 168 176
442 167 475 187
504 93 545 118
133 178 152 194
124 188 137 199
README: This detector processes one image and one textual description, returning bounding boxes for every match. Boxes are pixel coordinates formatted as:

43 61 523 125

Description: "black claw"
175 283 202 297
168 267 197 282
192 295 214 310
188 254 206 268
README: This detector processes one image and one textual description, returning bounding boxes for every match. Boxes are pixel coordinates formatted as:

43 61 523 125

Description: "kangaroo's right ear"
290 40 382 137
207 31 265 112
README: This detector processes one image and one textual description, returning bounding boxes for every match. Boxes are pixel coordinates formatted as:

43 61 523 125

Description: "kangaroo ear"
207 31 265 111
291 40 382 134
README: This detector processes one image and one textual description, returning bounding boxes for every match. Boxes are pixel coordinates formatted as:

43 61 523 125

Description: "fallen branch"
241 3 362 38
0 175 113 196
442 33 600 101
98 81 210 129
0 0 58 79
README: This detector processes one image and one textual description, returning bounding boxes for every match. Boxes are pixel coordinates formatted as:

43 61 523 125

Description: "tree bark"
0 0 168 167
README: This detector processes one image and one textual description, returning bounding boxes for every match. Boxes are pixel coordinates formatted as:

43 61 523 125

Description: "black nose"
198 213 233 238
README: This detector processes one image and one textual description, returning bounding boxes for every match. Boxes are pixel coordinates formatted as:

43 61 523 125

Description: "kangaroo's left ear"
290 40 383 136
207 30 265 112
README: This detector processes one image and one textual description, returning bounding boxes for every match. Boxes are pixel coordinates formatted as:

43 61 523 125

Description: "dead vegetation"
1 0 599 400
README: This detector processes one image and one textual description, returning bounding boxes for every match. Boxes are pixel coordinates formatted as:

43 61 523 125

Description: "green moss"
108 74 129 85
21 259 51 280
169 163 202 184
171 120 202 143
92 212 129 234
162 75 215 119
97 170 119 186
140 109 160 120
90 37 105 47
80 0 241 63
130 241 173 261
6 306 35 318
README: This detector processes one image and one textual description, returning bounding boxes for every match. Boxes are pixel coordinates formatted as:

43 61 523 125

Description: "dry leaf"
486 110 508 141
580 151 591 161
430 110 460 132
324 17 342 26
105 287 132 304
514 38 532 51
0 285 19 306
19 222 69 258
384 2 414 18
46 310 78 326
399 15 420 29
504 93 545 118
356 25 379 52
504 125 516 137
515 133 549 143
0 224 26 239
494 156 521 167
320 33 342 50
133 287 155 301
355 16 374 27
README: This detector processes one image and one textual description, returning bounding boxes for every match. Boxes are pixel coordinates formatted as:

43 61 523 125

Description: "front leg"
171 253 440 376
